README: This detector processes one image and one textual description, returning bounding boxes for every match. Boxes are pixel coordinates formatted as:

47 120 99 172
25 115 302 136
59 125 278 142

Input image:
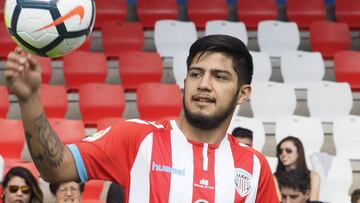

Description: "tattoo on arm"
25 113 64 168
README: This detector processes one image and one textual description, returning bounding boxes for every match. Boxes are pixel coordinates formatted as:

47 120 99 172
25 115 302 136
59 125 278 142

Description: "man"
49 181 84 203
351 189 360 203
278 170 323 203
5 35 278 202
231 127 253 147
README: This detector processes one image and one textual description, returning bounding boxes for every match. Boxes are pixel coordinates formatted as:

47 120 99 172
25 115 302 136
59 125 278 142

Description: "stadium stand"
93 0 126 29
0 119 24 160
48 118 86 144
172 51 188 89
187 0 228 29
0 86 9 118
205 20 248 45
0 20 16 59
34 56 52 84
335 0 360 29
286 0 326 29
96 117 125 131
137 0 178 29
39 84 68 118
250 51 272 83
334 50 360 91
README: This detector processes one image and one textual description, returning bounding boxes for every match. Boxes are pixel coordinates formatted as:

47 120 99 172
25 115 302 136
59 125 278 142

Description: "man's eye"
190 72 201 78
215 75 227 81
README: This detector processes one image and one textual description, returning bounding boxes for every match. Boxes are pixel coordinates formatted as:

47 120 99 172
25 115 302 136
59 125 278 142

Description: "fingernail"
19 57 26 64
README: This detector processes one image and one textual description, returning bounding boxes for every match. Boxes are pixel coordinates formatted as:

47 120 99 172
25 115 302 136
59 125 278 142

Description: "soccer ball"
4 0 95 58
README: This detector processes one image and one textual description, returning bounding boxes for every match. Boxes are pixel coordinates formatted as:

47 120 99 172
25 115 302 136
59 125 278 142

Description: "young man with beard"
4 35 278 203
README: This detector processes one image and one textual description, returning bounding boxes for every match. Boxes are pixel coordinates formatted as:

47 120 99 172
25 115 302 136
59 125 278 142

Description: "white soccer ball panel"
46 36 85 56
18 8 57 34
4 0 17 27
64 35 86 49
57 0 94 31
18 30 58 49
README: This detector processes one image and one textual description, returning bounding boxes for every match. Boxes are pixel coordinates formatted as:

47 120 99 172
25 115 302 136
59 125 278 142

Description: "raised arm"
4 47 78 182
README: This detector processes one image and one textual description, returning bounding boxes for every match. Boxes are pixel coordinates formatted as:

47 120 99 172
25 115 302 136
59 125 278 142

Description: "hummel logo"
36 5 84 31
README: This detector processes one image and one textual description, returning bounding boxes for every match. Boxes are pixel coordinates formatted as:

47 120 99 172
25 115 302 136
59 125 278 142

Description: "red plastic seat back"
63 51 108 92
79 83 125 126
34 56 52 84
334 51 360 91
335 0 360 29
48 118 85 144
82 180 105 200
78 36 92 51
0 86 9 118
137 83 183 120
3 160 40 180
188 0 227 29
94 0 126 29
237 0 277 30
0 119 24 159
0 20 16 59
39 84 68 118
119 51 163 91
286 0 326 29
137 0 178 29
310 21 350 58
102 22 144 58
96 117 125 131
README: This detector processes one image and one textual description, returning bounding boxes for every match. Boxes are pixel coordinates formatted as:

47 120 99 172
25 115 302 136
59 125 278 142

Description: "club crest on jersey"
234 168 253 197
82 126 111 142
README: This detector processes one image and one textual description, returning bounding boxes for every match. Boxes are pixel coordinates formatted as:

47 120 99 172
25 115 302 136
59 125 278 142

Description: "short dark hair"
49 182 85 196
278 170 310 194
351 189 360 203
186 35 253 86
231 127 253 141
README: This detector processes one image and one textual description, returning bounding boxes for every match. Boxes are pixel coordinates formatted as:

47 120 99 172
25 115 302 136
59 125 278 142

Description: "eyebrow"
188 67 233 76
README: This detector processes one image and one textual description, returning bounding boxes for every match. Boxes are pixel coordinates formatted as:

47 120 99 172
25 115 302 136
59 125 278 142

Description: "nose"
65 189 72 196
281 197 291 203
198 73 212 91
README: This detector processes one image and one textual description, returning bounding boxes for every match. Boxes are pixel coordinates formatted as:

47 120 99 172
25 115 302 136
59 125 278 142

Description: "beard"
183 88 239 130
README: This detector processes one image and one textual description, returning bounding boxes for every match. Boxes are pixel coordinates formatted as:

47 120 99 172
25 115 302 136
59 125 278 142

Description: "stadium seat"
172 51 188 89
137 83 182 120
137 0 177 29
48 118 85 144
310 21 350 58
258 20 300 57
34 56 52 84
280 51 325 89
0 86 9 118
78 36 92 52
333 115 360 160
82 180 105 200
335 0 360 29
102 22 144 58
321 156 352 203
93 0 126 29
237 0 277 30
0 119 24 160
188 0 228 29
265 156 278 174
205 20 248 45
286 0 326 29
63 51 108 91
154 20 197 58
0 20 16 59
250 82 297 123
250 51 272 83
79 83 125 126
334 50 360 91
96 117 125 131
39 84 67 118
307 81 353 123
118 51 163 91
228 116 266 152
275 115 324 155
3 160 39 180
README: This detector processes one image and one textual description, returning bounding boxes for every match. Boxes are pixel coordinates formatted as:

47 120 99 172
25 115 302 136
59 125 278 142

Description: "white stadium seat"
205 20 248 45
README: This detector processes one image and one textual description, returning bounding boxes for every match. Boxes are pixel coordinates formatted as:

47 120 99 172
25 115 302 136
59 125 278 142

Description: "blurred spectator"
352 189 360 203
231 126 253 147
274 136 320 201
49 181 84 203
1 166 43 203
106 182 124 203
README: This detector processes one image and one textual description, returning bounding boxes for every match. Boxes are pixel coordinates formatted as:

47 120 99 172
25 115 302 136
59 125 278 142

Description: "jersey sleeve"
68 120 159 187
255 155 280 203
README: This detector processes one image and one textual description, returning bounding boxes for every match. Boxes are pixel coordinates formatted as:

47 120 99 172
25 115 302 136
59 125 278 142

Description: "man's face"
183 52 249 130
55 182 82 203
280 187 309 203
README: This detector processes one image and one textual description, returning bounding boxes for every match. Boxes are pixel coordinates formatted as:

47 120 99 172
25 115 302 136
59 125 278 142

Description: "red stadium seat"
334 51 360 91
310 21 350 58
0 86 9 118
63 51 108 92
96 117 125 131
78 36 92 51
48 118 85 144
39 84 68 118
335 0 360 29
82 180 105 200
34 56 52 84
286 0 326 29
0 119 24 160
137 83 182 120
94 0 126 29
118 51 163 91
0 20 16 59
188 0 227 29
79 83 125 126
3 160 40 180
137 0 178 29
102 22 144 58
237 0 277 30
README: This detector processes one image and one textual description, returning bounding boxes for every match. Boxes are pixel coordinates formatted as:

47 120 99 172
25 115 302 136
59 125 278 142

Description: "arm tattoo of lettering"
26 113 64 168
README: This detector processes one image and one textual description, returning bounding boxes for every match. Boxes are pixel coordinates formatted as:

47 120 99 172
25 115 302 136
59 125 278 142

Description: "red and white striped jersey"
68 119 278 203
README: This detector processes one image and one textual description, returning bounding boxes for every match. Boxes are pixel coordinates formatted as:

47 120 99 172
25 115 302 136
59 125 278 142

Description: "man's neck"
175 116 232 145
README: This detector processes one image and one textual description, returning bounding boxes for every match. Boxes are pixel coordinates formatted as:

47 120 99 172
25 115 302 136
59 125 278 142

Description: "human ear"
236 84 251 105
